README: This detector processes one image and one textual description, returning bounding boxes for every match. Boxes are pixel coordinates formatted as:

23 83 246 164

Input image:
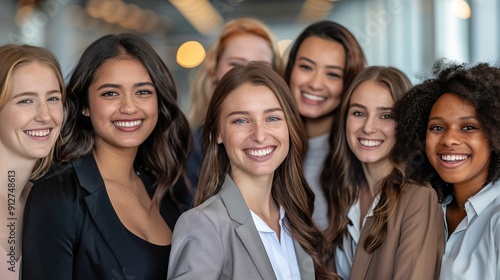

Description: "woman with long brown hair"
169 62 335 279
322 66 444 279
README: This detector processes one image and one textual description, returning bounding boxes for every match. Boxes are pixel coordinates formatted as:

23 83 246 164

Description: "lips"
245 147 275 157
113 120 142 127
24 128 51 137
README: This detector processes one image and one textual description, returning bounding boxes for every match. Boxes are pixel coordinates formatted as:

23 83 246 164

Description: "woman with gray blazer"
168 63 336 280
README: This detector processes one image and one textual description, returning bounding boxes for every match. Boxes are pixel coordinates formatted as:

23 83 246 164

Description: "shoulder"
399 182 439 204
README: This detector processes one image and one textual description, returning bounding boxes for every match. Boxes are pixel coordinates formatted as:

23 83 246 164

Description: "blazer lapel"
350 216 374 280
74 154 143 280
219 175 277 280
293 239 315 279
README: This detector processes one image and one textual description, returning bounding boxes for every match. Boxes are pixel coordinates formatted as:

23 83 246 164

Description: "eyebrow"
428 115 478 122
297 57 344 71
226 107 283 118
96 82 154 91
12 90 61 99
349 103 393 111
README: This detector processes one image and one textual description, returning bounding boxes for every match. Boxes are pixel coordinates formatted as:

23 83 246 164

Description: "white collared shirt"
334 194 380 280
439 180 500 280
250 206 302 280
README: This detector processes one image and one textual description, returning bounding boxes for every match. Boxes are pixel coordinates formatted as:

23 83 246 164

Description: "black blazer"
22 153 188 280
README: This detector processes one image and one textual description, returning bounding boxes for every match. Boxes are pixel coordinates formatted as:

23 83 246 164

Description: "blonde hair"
188 17 281 128
0 44 66 179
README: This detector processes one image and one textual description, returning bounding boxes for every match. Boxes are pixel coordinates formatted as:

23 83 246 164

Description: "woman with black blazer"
22 33 191 280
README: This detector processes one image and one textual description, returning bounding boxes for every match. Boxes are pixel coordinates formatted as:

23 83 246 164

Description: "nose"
119 94 138 115
440 128 462 147
307 71 324 91
34 102 51 123
250 122 267 143
362 116 377 134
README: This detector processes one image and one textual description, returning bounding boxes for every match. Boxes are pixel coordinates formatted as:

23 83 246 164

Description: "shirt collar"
251 205 286 233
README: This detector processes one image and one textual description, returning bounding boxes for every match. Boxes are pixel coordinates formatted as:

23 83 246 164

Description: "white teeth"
359 139 382 147
114 120 142 127
441 154 469 161
25 129 50 137
246 147 274 157
302 92 326 101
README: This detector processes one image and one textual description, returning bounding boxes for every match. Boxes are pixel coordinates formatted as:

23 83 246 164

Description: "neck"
452 179 488 207
93 143 137 180
231 172 277 216
361 159 393 195
304 114 334 138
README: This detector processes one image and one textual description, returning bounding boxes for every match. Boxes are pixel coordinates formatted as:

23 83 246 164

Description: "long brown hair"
196 62 336 279
188 17 281 128
321 66 412 253
60 33 191 208
0 44 66 179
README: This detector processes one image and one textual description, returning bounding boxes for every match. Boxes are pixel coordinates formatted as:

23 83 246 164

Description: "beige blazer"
168 175 315 280
349 184 445 280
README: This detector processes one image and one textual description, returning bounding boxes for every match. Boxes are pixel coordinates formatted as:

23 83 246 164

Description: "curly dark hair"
393 60 500 202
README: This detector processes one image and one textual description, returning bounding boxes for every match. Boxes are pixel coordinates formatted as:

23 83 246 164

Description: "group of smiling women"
0 17 498 280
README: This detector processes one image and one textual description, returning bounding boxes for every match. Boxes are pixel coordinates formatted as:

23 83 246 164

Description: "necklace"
105 176 138 197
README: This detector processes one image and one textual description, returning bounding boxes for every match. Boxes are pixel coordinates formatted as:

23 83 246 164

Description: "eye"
380 113 393 120
17 99 34 104
327 72 342 79
47 96 61 102
267 116 281 122
233 118 248 124
462 125 478 131
352 111 365 117
137 90 153 96
429 125 444 131
299 64 313 71
101 91 118 97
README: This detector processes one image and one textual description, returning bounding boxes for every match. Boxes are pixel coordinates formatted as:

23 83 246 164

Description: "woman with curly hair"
393 61 500 279
168 62 336 279
322 66 444 279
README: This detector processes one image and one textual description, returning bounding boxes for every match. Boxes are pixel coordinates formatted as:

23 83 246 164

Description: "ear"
82 108 89 117
217 134 222 144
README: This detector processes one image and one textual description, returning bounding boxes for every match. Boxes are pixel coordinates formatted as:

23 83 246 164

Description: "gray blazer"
167 175 315 280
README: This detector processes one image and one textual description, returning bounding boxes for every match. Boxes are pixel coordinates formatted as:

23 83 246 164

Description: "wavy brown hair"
321 66 412 253
59 33 191 208
196 62 337 279
393 60 500 202
188 17 281 128
0 44 66 179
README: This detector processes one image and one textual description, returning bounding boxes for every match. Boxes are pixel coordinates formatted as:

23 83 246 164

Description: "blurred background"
1 0 498 111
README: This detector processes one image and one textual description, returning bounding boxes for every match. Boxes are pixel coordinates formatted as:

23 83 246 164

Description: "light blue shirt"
250 207 301 280
440 180 500 280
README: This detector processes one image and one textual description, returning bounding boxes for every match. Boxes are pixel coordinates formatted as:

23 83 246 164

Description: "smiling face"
0 62 63 161
289 36 345 122
215 33 274 81
86 58 158 151
346 81 396 166
217 83 289 181
426 93 491 189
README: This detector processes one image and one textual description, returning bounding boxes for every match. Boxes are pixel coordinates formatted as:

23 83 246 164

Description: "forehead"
220 83 282 112
220 33 273 62
296 36 346 64
430 93 476 117
350 80 393 106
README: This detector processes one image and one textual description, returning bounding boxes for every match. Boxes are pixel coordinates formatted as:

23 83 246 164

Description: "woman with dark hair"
322 66 444 279
393 61 500 279
283 20 366 229
168 62 336 279
22 33 191 280
0 44 65 280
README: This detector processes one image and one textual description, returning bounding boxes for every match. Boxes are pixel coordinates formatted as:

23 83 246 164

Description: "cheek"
345 118 357 147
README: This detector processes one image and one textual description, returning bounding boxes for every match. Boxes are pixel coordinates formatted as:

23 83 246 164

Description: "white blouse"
440 180 500 280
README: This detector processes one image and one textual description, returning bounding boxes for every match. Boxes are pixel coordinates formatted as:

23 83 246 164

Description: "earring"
82 108 89 116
